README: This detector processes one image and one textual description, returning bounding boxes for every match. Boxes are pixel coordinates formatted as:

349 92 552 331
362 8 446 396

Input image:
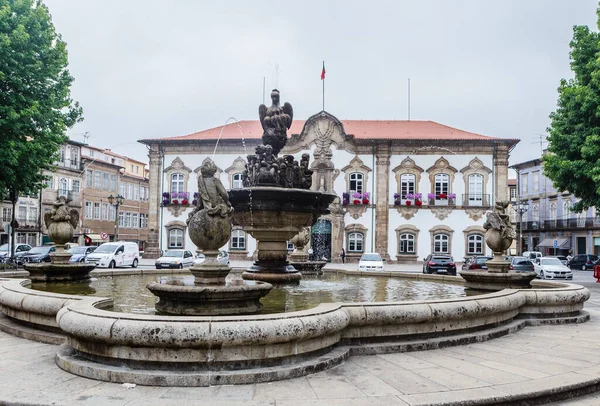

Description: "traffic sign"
100 232 109 240
553 239 558 249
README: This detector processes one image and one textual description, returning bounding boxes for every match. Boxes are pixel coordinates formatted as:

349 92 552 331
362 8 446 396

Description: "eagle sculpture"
259 89 293 156
44 195 79 230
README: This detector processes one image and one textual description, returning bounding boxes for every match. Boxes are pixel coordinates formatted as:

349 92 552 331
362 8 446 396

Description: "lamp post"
515 201 529 255
108 194 125 241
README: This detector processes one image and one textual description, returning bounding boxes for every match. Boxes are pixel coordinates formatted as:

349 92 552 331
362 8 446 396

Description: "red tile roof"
141 120 502 142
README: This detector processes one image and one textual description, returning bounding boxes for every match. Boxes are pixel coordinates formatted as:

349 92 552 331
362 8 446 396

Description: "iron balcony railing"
461 194 491 207
523 217 600 231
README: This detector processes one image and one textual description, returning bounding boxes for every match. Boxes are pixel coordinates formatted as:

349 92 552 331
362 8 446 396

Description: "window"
398 233 415 254
168 229 184 248
232 173 244 189
119 181 126 196
127 184 132 200
135 166 139 175
550 203 557 221
510 187 517 201
28 207 37 222
132 213 139 228
86 170 93 187
93 203 100 219
130 164 134 173
348 232 364 252
16 232 26 244
59 146 66 163
532 171 540 192
133 185 139 201
532 204 540 223
520 173 528 194
400 174 415 199
118 211 124 227
230 230 246 250
563 201 571 218
72 180 80 193
47 176 54 189
467 234 484 255
94 171 101 189
101 203 108 221
103 172 110 190
433 234 449 254
124 212 131 227
139 213 147 228
349 173 363 194
468 174 483 205
18 206 27 221
109 205 116 221
110 174 117 191
85 202 92 219
2 208 11 222
434 173 449 195
70 147 78 166
58 178 68 197
171 173 185 194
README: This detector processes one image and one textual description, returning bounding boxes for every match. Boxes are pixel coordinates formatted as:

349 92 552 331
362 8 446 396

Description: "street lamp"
515 201 529 255
108 194 125 241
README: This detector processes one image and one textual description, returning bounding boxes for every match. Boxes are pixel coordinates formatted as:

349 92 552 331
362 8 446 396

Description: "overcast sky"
44 0 598 170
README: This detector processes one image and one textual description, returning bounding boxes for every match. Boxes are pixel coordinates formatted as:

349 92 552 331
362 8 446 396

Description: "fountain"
461 201 537 290
147 160 272 315
228 89 337 283
288 227 327 275
24 196 95 282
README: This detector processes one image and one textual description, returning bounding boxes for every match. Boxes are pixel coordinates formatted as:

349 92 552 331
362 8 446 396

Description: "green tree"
544 9 600 212
0 0 82 258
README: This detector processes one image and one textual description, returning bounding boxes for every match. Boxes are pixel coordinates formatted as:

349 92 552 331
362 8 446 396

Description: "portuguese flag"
321 62 326 80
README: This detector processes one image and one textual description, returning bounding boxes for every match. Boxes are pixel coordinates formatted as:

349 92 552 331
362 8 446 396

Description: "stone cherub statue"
44 195 79 247
483 201 515 253
259 89 293 156
188 160 233 223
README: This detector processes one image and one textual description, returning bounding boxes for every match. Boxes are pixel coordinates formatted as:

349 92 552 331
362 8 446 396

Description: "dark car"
423 254 456 275
464 256 493 271
568 254 599 270
509 256 535 273
69 246 97 263
0 243 32 263
19 246 56 264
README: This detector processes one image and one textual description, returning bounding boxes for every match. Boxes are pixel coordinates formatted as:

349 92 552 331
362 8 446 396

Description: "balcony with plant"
428 192 456 206
163 192 191 206
342 192 370 205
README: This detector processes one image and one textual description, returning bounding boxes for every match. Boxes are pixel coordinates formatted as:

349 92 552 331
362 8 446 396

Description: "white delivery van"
85 241 139 268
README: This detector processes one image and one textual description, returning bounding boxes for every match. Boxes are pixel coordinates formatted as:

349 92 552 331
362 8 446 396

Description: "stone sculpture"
483 201 515 254
259 89 293 156
44 196 79 246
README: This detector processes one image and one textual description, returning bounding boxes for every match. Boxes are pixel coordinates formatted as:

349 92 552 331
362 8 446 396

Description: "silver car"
155 249 196 269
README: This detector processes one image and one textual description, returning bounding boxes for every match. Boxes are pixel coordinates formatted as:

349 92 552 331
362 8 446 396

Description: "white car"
534 257 573 280
358 252 384 271
194 250 230 266
155 249 196 269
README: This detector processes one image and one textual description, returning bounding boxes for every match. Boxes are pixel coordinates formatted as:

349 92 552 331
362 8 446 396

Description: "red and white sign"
100 232 109 240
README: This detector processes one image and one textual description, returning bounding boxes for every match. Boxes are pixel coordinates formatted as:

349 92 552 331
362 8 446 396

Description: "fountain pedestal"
461 252 536 291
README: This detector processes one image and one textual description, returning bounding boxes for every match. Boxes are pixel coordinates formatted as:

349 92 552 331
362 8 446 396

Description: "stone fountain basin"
0 276 590 386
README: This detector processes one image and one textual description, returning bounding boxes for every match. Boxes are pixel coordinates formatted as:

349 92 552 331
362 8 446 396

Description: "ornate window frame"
341 156 371 194
392 157 424 200
165 220 187 249
395 224 419 262
463 225 485 256
460 158 492 206
164 157 192 195
426 157 458 195
429 224 454 255
224 157 247 189
345 223 367 255
230 228 247 251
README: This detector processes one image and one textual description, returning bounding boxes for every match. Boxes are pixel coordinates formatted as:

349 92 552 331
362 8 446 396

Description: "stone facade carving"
464 207 487 221
396 205 419 220
430 206 453 221
345 204 368 220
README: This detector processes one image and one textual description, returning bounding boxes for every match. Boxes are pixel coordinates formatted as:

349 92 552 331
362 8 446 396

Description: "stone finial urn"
44 196 79 263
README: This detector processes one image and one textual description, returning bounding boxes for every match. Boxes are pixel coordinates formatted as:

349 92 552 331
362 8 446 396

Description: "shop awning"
85 234 107 243
537 237 570 248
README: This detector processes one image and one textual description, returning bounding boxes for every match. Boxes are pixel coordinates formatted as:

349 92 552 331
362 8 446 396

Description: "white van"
85 241 139 268
523 251 543 263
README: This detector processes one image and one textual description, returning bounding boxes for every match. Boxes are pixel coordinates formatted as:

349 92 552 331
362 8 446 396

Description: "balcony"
524 217 600 231
43 190 81 206
15 218 38 229
461 194 491 207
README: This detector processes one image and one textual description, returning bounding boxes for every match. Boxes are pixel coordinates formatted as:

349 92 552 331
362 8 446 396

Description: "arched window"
467 234 484 255
349 173 364 194
563 201 571 218
232 173 244 189
58 178 68 197
577 210 586 227
230 230 246 250
398 233 415 254
400 174 415 199
468 174 483 205
532 204 540 223
433 234 449 254
72 179 80 194
549 203 557 221
168 229 184 248
171 173 185 194
434 173 449 196
348 232 364 252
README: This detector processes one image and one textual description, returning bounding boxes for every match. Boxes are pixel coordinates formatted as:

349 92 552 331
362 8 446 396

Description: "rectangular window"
16 232 26 244
28 207 37 222
70 147 79 167
532 171 540 192
133 185 139 201
93 202 100 219
85 202 93 219
124 212 131 227
400 174 415 199
26 233 36 247
47 176 55 189
120 182 126 196
118 211 124 227
349 173 363 194
434 174 449 195
127 184 132 200
231 230 246 250
103 172 110 190
109 205 116 221
2 208 12 222
521 173 528 194
86 170 93 187
18 206 27 221
94 171 101 189
110 174 117 191
510 187 516 201
101 203 108 221
140 186 146 201
132 213 138 228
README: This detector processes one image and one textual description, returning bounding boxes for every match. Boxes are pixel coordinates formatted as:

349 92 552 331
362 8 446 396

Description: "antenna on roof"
82 132 92 143
408 78 411 121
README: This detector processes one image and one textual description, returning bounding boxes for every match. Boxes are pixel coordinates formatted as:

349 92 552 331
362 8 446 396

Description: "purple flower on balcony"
427 193 436 200
342 192 350 205
393 193 400 199
193 192 199 199
352 192 362 199
448 193 456 200
405 193 414 200
171 191 178 199
414 193 422 200
162 192 170 198
178 192 188 199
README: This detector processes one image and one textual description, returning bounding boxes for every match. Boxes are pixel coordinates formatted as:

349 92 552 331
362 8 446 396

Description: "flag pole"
322 61 325 111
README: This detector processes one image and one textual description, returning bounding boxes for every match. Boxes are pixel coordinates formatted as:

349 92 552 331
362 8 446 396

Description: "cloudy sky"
44 0 598 169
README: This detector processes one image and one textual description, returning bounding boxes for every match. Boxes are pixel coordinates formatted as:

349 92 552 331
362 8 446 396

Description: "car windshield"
94 244 118 254
0 244 8 252
512 257 532 265
28 247 50 254
475 257 491 264
163 250 183 258
433 256 452 262
360 253 382 261
541 258 563 266
71 247 87 255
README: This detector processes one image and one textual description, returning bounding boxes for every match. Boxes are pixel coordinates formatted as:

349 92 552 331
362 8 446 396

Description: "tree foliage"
0 0 82 197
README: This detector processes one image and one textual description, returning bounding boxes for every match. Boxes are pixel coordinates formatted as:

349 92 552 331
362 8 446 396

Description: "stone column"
328 202 346 263
494 147 510 203
144 147 163 259
375 143 391 260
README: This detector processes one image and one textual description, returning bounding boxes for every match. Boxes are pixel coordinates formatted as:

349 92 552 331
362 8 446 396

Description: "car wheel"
132 259 138 268
108 260 116 269
80 258 85 263
582 265 587 271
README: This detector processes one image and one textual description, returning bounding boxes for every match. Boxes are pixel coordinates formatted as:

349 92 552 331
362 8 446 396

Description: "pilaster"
144 147 163 259
375 143 391 259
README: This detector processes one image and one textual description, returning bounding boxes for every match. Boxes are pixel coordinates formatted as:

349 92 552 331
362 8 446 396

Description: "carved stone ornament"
430 206 453 221
396 205 419 220
464 207 487 221
166 205 189 218
345 204 368 220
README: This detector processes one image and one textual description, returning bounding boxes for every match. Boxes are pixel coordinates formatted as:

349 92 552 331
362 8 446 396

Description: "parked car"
548 255 568 266
69 246 97 263
509 256 535 273
423 254 456 275
0 243 32 263
358 252 384 271
155 249 196 269
85 241 139 268
567 254 599 270
19 246 56 264
523 251 543 262
463 255 493 271
534 257 573 280
194 250 231 266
